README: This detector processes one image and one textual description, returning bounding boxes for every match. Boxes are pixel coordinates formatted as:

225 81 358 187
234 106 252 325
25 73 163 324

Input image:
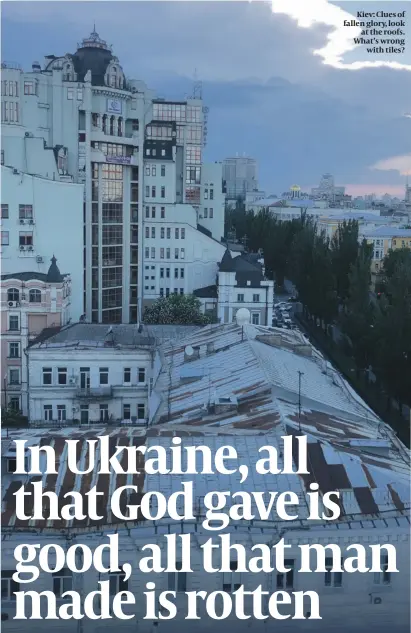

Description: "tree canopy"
143 294 214 325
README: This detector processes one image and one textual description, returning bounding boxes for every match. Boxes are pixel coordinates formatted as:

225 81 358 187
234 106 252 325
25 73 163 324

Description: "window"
145 166 150 176
1 570 19 601
19 204 33 220
8 315 19 331
99 404 109 422
160 268 164 278
9 342 20 358
99 367 109 385
175 228 179 239
109 572 128 595
325 558 343 588
44 405 53 421
209 208 214 218
57 405 66 422
1 231 9 246
204 190 208 200
145 185 150 197
152 186 156 197
223 560 242 592
145 247 149 258
253 294 260 303
166 268 170 278
77 89 83 101
57 368 67 385
42 367 52 385
160 248 165 259
151 227 155 238
67 88 74 100
175 248 179 259
210 189 214 200
145 226 149 239
152 166 156 177
9 397 20 412
161 165 166 177
19 232 33 246
174 267 179 279
159 288 164 297
151 207 156 218
53 569 72 596
180 248 185 259
7 288 19 302
237 294 244 302
252 312 260 325
204 208 208 218
166 248 171 259
180 268 184 279
24 81 35 95
161 186 165 198
1 204 9 218
123 404 131 420
180 288 184 295
166 288 170 297
138 368 146 383
161 227 165 239
276 559 294 589
9 368 20 385
0 149 3 165
137 403 145 419
374 555 391 585
181 228 185 239
167 562 186 592
145 206 150 219
161 207 165 218
123 368 131 384
151 247 155 259
29 289 41 303
167 228 171 239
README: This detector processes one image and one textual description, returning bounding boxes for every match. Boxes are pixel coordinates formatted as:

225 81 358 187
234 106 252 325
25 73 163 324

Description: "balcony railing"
29 418 148 429
76 386 113 398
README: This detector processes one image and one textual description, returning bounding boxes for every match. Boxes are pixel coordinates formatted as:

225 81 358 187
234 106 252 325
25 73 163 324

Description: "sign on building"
106 99 122 115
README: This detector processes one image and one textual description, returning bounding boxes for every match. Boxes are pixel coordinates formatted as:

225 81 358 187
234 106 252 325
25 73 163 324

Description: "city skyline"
2 0 410 196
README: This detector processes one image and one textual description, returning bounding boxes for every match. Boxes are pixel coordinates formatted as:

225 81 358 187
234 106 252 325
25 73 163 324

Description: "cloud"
371 154 411 176
269 0 411 71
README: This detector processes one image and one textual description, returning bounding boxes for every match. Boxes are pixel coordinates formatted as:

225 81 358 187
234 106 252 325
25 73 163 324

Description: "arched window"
117 117 123 137
29 289 42 303
7 288 19 303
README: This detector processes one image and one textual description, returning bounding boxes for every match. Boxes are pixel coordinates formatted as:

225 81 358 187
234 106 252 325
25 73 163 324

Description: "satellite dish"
236 308 251 326
185 345 194 356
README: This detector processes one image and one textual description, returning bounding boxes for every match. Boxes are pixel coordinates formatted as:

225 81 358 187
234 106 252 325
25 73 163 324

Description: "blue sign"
107 98 122 115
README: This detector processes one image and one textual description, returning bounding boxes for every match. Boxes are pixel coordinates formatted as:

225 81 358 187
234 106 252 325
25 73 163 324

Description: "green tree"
375 247 411 295
341 242 375 371
374 259 411 408
330 220 360 306
143 294 214 325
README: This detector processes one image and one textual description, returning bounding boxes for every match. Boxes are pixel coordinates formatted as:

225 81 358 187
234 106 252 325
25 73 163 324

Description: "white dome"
236 308 251 326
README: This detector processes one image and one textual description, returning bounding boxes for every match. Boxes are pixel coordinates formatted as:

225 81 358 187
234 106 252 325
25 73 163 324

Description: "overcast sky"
2 0 410 196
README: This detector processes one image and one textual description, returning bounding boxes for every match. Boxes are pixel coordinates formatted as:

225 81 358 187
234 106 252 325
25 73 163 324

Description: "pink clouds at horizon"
305 184 406 197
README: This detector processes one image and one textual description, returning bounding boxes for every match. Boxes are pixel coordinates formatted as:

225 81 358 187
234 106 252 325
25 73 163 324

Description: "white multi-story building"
223 155 258 201
27 323 154 424
311 173 345 201
1 257 72 416
1 31 226 324
194 249 274 325
0 159 83 320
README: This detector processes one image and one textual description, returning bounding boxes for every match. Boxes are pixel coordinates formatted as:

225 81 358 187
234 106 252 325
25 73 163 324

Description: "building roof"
1 270 67 283
193 285 218 299
219 248 234 272
71 30 114 86
46 255 63 283
4 322 408 533
363 226 411 238
28 323 201 350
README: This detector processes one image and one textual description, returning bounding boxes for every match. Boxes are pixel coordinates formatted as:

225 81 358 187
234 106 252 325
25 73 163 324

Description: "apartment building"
362 226 411 279
1 30 226 324
1 257 71 416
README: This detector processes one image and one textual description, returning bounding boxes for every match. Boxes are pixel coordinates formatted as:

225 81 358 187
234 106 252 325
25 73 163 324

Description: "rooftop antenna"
297 371 304 431
192 68 202 100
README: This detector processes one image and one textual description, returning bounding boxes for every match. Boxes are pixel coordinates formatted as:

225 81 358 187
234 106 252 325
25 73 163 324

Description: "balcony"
7 382 21 391
76 386 113 399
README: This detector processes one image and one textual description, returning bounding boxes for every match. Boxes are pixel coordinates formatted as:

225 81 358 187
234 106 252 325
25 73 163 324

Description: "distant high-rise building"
223 155 258 200
311 173 345 201
405 177 411 204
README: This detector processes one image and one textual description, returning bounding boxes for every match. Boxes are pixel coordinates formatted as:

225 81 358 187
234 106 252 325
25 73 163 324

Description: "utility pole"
297 371 304 431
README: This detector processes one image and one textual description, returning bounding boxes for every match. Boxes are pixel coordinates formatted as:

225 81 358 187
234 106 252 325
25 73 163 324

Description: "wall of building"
218 270 274 325
1 166 84 320
28 347 152 423
199 162 225 242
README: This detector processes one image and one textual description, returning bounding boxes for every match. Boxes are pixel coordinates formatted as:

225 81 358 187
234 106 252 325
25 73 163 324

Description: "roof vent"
214 395 238 414
206 341 214 354
184 345 200 362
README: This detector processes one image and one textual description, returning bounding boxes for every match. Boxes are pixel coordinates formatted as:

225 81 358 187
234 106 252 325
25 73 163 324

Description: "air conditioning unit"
27 246 33 251
25 132 33 138
29 220 34 225
19 245 24 250
19 219 24 224
8 301 18 308
36 256 44 264
13 168 19 175
69 377 77 385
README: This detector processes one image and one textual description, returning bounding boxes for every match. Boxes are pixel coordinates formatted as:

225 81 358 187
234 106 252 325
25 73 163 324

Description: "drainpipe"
24 346 29 422
265 284 269 326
